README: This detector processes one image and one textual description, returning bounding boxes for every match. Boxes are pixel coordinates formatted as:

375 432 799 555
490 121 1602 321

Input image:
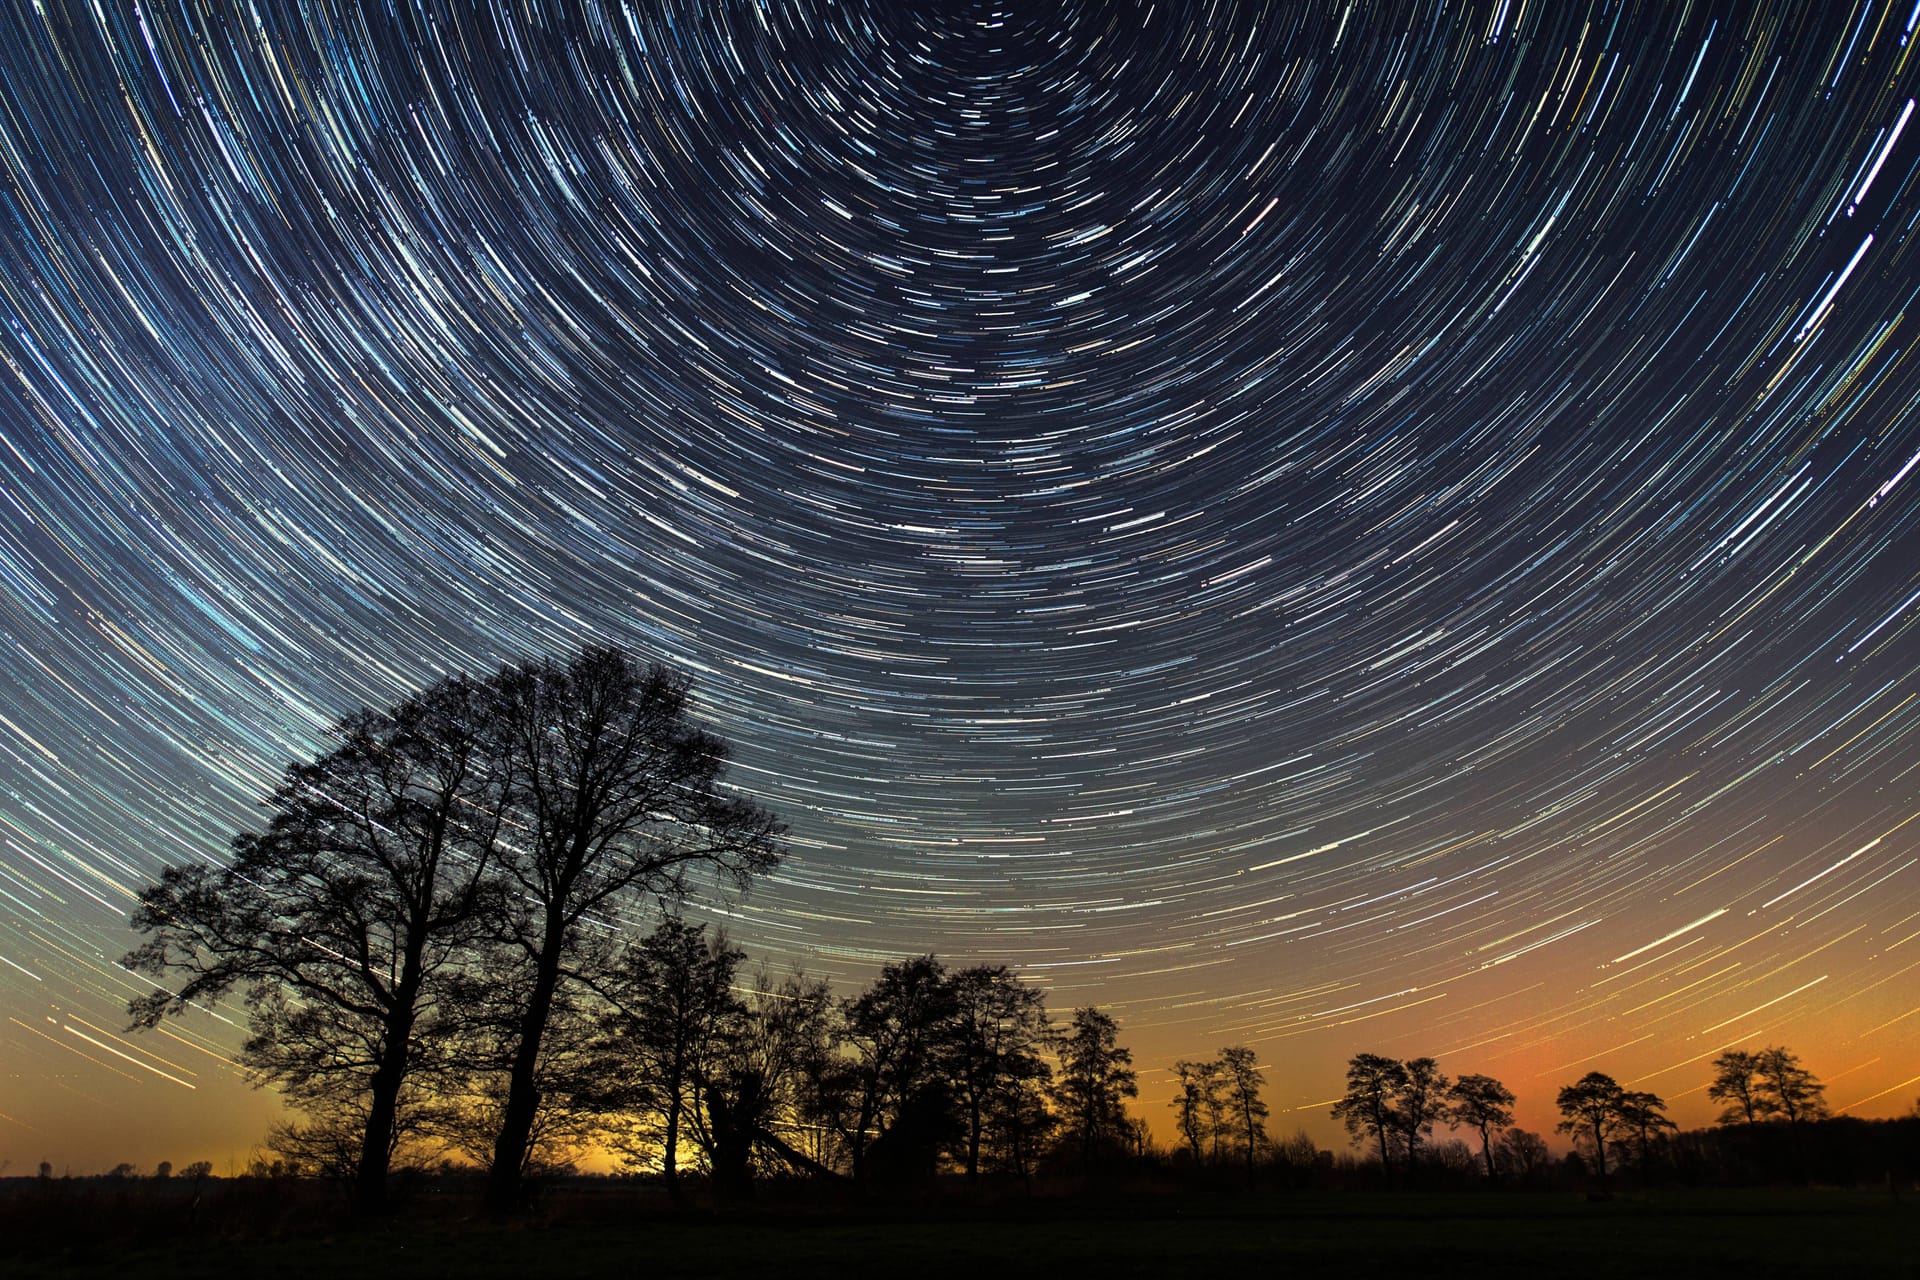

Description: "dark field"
5 1186 1913 1279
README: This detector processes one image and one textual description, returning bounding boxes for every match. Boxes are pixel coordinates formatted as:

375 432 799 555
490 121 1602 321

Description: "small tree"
1754 1046 1828 1128
601 916 745 1199
1394 1057 1450 1174
1616 1088 1676 1182
1170 1060 1213 1164
693 968 839 1193
1445 1073 1516 1180
948 965 1053 1181
835 955 959 1183
1331 1053 1407 1176
1217 1046 1268 1183
1050 1007 1137 1171
1556 1071 1628 1179
1708 1049 1766 1126
1498 1128 1548 1181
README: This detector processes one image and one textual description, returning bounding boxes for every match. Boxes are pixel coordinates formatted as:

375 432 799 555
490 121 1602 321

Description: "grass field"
7 1188 1913 1279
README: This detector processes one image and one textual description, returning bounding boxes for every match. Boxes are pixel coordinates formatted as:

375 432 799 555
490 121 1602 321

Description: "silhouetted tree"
1755 1046 1829 1128
1498 1128 1548 1181
1170 1059 1213 1164
1617 1088 1676 1182
984 1069 1056 1187
1395 1056 1450 1174
692 968 839 1193
1556 1071 1629 1179
601 916 745 1199
125 674 505 1213
1331 1053 1407 1176
833 955 959 1184
1445 1073 1516 1180
1708 1049 1767 1126
1051 1007 1137 1171
480 648 784 1214
947 965 1053 1181
1218 1046 1268 1183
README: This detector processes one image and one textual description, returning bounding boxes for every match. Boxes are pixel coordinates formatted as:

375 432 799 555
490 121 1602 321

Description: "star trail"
3 0 1920 1169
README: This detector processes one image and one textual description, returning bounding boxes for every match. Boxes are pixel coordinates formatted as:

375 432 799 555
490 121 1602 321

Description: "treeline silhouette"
124 649 1920 1214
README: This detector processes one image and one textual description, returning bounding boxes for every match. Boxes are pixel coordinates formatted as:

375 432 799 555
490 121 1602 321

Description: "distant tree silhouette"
1218 1046 1268 1183
1754 1046 1829 1128
125 673 505 1214
1444 1073 1516 1180
1556 1072 1629 1180
1051 1007 1137 1171
1394 1057 1450 1174
833 955 960 1184
693 968 839 1192
984 1067 1057 1186
181 1160 213 1182
1708 1049 1767 1126
1617 1088 1677 1182
947 965 1053 1182
600 916 745 1200
1170 1059 1213 1164
1498 1128 1548 1181
1331 1053 1407 1176
479 649 783 1215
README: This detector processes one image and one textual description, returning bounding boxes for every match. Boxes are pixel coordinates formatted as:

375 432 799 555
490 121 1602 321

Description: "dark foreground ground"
6 1186 1914 1279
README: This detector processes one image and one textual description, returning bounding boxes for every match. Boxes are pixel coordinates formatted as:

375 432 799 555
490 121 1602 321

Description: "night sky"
4 0 1920 1173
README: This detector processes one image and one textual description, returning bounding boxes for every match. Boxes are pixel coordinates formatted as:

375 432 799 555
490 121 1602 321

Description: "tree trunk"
1243 1103 1255 1185
355 1055 402 1214
1479 1125 1496 1181
662 1090 682 1201
484 943 562 1216
355 953 423 1215
966 1094 982 1181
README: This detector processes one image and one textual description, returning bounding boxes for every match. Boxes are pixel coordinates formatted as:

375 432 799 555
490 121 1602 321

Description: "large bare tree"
480 648 783 1214
125 674 505 1213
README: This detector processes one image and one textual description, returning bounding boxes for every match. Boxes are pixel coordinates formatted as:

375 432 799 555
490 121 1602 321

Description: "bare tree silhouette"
1332 1053 1407 1178
1556 1072 1629 1181
1708 1049 1767 1127
599 916 745 1200
125 674 506 1213
480 649 783 1214
1051 1007 1137 1172
1218 1047 1268 1184
1445 1073 1516 1180
1395 1057 1450 1175
948 965 1054 1182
